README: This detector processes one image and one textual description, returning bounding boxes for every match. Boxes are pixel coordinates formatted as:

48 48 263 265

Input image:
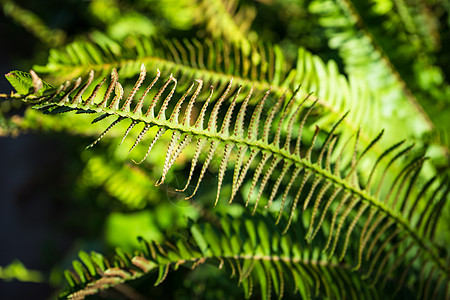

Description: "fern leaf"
60 213 380 300
33 34 411 158
6 68 450 298
196 0 256 48
310 0 450 155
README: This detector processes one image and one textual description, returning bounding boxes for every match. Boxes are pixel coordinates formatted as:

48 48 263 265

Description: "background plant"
0 0 449 299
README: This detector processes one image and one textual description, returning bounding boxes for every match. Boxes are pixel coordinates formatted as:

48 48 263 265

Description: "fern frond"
389 0 440 52
196 0 256 47
33 33 420 161
6 68 449 298
310 0 450 155
35 33 284 91
309 0 432 130
346 0 450 153
80 155 160 209
61 213 381 300
2 0 66 47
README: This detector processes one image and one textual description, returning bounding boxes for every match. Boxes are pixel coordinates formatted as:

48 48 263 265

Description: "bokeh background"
1 0 449 299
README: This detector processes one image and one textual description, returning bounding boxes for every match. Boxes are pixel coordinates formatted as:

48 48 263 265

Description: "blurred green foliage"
0 260 44 283
0 0 449 299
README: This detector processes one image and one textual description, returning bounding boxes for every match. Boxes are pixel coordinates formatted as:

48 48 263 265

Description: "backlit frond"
5 68 449 300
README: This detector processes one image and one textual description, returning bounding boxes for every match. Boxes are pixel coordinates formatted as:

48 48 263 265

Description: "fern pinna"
4 66 449 299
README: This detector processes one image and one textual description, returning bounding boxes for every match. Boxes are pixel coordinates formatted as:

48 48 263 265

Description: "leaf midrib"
58 101 448 277
38 55 391 159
